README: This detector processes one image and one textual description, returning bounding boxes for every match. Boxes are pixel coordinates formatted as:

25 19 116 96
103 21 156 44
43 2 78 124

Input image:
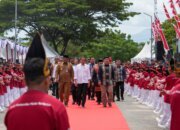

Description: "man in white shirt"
74 57 91 108
51 58 60 99
72 58 79 105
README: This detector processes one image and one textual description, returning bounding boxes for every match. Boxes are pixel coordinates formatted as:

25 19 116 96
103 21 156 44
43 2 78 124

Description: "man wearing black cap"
5 33 70 130
56 55 74 106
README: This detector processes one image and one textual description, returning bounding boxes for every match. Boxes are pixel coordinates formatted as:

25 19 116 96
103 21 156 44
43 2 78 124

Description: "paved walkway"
0 94 169 130
116 94 168 130
0 111 5 130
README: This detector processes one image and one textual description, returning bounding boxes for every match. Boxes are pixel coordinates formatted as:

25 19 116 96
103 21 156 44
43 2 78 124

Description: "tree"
161 19 176 45
72 29 141 61
0 0 137 54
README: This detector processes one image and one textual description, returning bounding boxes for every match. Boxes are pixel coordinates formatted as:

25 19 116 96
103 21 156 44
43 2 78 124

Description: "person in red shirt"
5 33 70 130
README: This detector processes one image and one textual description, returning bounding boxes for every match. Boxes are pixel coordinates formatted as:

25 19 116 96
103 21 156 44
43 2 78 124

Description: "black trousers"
71 84 78 103
87 81 95 99
96 91 101 104
77 83 88 107
52 82 59 99
114 81 124 100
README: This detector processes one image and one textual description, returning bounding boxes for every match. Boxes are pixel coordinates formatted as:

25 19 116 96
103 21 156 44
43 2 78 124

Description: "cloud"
119 0 179 38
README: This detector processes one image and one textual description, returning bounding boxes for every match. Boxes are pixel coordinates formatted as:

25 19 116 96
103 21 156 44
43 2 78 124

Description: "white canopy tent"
0 35 59 64
131 41 156 63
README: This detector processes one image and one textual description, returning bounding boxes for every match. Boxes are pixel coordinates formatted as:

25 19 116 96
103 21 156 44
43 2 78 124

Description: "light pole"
143 13 153 61
14 0 17 63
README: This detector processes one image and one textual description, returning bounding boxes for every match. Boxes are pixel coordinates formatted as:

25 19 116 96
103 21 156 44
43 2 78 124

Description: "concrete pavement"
115 94 168 130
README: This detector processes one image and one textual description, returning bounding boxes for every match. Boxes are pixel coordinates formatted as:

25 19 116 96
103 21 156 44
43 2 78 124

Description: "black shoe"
72 102 75 105
82 104 85 108
103 105 107 108
91 98 95 100
77 102 81 106
64 102 68 107
116 99 120 101
98 102 101 105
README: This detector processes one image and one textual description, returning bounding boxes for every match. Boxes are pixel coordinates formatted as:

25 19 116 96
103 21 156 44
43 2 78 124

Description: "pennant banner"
155 16 170 51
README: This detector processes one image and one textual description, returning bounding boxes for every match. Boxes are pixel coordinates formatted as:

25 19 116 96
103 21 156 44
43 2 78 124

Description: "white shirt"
52 64 58 78
74 63 91 84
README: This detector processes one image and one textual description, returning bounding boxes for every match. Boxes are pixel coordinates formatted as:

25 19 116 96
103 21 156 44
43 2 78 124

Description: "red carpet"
66 100 129 130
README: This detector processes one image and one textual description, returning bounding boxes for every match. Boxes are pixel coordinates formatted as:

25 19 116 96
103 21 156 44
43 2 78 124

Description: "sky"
6 0 180 42
119 0 179 35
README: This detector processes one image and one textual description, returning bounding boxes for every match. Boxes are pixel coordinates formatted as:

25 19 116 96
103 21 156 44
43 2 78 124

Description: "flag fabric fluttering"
152 22 159 41
169 0 180 28
176 0 180 8
173 24 180 38
155 16 170 51
163 3 171 20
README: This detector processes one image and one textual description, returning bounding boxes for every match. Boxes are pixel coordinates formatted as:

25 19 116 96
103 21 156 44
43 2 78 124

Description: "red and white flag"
169 0 180 28
155 16 170 51
173 24 180 38
152 22 158 41
163 3 171 20
176 0 180 8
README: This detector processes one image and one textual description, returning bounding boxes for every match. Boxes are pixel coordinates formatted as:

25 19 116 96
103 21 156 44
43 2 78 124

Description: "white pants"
13 87 20 100
0 95 5 108
20 87 27 96
7 86 14 103
159 103 171 125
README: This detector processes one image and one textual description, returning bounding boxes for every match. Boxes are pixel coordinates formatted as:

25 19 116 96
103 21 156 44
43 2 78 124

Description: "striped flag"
176 0 180 8
169 0 180 28
152 22 159 41
155 16 170 51
163 3 171 20
173 24 180 38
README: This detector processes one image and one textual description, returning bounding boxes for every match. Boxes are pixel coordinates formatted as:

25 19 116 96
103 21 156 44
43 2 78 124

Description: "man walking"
88 57 95 100
98 57 115 107
51 58 59 99
74 57 91 108
115 60 126 101
56 55 74 106
71 58 79 105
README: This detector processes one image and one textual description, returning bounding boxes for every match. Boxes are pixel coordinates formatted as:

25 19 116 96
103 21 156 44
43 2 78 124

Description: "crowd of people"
2 33 180 130
1 54 180 130
0 61 26 112
124 60 180 130
50 56 126 108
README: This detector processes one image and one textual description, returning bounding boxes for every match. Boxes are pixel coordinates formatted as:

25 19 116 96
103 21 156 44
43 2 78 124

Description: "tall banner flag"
155 16 170 51
173 24 180 38
163 3 180 38
169 0 180 28
163 3 171 20
152 22 158 41
176 0 180 8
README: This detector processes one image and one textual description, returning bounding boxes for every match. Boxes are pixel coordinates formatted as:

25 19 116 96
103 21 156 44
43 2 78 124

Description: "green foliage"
161 20 176 44
66 30 141 61
0 0 137 54
161 19 176 50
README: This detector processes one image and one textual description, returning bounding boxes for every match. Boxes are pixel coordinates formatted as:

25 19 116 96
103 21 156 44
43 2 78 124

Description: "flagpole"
14 0 17 63
144 13 153 61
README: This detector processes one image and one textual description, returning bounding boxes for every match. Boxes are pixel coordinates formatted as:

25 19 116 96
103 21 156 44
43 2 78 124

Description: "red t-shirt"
5 90 70 130
164 73 176 103
170 84 180 130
